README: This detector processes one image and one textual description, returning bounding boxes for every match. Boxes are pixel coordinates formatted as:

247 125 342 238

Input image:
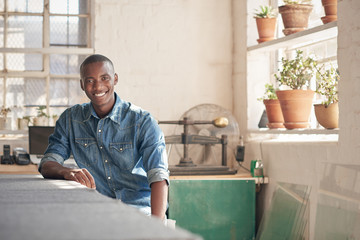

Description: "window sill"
247 128 339 143
248 128 339 135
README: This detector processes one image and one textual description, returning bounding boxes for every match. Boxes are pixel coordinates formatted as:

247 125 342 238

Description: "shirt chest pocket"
75 138 98 165
110 142 134 170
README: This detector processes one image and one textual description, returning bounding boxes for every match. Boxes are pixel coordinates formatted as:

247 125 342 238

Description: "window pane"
0 1 4 11
6 78 25 106
50 0 89 14
0 78 4 106
6 54 42 71
50 16 88 47
8 0 43 13
49 78 84 106
49 78 67 105
69 79 86 103
25 78 46 105
0 54 3 70
0 16 4 48
50 54 87 74
7 16 43 48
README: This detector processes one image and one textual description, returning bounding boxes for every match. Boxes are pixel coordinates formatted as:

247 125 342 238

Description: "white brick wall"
93 0 234 137
338 0 360 164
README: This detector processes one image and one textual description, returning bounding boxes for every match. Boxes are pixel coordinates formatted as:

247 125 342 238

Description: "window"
247 0 338 131
0 0 93 129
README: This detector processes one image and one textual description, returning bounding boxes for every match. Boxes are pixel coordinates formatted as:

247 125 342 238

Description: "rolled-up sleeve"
38 152 65 172
147 167 170 186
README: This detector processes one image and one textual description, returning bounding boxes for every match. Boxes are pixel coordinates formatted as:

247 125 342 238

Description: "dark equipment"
1 145 14 164
13 147 31 165
159 117 237 175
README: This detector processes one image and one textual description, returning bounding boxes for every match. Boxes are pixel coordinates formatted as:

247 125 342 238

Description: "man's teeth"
95 92 105 97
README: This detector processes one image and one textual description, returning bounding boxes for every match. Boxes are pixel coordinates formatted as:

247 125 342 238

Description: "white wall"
338 0 360 164
93 0 234 138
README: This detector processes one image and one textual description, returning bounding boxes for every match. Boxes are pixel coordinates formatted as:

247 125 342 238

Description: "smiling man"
39 54 169 219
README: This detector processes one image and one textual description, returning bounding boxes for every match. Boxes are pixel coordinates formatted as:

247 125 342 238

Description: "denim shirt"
39 93 169 214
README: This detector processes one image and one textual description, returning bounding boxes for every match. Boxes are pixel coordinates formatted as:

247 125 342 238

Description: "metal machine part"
159 104 240 175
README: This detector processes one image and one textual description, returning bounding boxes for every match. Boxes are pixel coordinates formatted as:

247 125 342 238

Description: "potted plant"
33 106 49 126
254 5 277 43
278 0 313 36
274 50 317 129
314 65 339 129
0 106 11 130
258 83 284 128
321 0 337 24
17 115 31 130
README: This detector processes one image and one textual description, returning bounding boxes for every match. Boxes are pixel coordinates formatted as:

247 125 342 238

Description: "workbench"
0 174 201 240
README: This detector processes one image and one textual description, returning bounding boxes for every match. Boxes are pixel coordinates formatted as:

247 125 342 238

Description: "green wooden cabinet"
169 178 256 240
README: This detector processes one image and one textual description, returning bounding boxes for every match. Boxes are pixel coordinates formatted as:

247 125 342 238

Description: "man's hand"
40 161 96 189
64 168 96 189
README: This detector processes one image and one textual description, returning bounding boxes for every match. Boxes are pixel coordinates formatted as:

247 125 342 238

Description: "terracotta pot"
322 0 337 16
321 0 337 24
33 116 49 126
278 4 313 35
255 18 277 43
263 99 284 129
276 90 314 129
314 102 338 129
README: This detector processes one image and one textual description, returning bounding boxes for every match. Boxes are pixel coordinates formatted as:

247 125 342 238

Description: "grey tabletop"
0 174 201 240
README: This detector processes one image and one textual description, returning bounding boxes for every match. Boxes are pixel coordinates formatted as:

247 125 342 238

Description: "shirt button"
108 177 111 180
100 146 103 149
119 148 123 151
105 160 108 163
99 129 102 132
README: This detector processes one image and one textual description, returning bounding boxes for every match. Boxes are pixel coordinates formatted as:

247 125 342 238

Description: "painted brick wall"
338 0 360 164
93 0 234 137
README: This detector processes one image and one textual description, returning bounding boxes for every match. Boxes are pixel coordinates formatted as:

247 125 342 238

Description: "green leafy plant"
36 105 49 118
22 115 32 124
254 5 277 18
0 106 11 118
257 83 278 101
283 0 312 4
275 50 317 90
316 65 339 107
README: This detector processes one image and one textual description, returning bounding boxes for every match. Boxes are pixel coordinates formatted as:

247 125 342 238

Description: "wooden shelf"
247 21 337 53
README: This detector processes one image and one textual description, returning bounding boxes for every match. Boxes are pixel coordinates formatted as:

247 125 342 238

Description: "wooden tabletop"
0 163 39 174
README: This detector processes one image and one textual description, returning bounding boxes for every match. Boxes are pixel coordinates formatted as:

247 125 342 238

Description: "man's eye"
86 79 93 83
102 76 110 81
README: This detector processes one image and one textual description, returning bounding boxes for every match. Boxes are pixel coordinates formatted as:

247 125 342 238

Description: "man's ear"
114 73 119 85
80 79 84 91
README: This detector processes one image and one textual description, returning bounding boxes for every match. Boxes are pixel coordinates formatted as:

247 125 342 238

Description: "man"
39 54 169 219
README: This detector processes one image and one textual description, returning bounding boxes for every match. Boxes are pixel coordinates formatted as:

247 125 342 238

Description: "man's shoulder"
117 100 148 118
64 103 91 119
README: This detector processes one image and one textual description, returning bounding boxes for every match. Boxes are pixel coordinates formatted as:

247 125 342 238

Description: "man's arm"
40 161 96 189
150 180 168 219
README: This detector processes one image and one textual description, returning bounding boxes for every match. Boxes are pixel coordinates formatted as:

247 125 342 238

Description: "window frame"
0 0 94 117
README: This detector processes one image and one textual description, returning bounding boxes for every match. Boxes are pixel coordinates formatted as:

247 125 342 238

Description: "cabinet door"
169 179 256 240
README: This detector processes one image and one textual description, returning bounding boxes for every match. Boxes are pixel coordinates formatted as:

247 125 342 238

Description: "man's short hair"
80 54 114 78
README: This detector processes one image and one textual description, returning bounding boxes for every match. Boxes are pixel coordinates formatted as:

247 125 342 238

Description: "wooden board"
0 164 39 174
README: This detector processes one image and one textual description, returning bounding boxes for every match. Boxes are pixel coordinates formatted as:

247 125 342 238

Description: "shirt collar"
84 93 122 125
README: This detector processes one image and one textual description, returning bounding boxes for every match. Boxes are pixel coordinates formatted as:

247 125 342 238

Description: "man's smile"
94 92 106 97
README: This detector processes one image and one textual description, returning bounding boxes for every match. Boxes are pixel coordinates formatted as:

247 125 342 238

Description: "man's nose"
93 79 103 89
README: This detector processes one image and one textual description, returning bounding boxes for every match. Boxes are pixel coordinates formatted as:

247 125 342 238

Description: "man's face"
80 61 118 116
